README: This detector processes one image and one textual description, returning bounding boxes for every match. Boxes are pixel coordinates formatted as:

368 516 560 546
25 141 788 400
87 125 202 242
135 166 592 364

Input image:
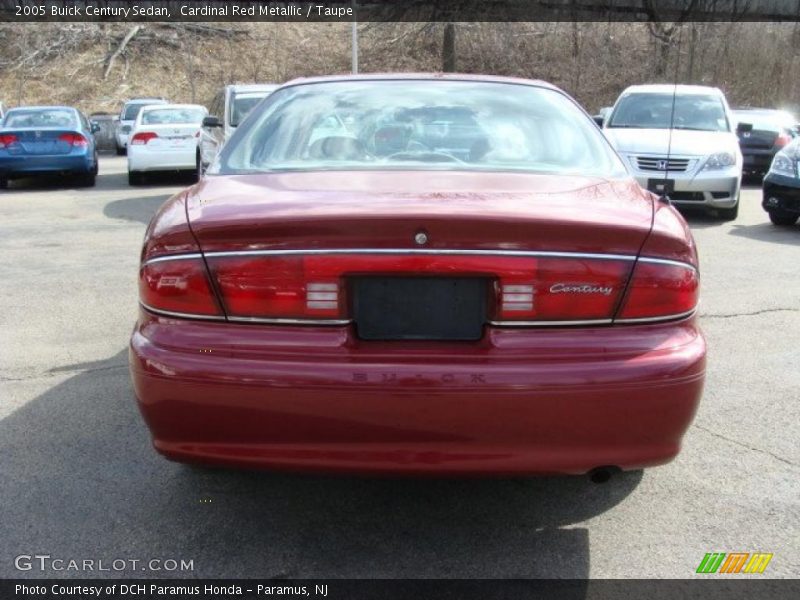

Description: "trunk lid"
737 127 779 150
3 129 80 155
186 170 654 256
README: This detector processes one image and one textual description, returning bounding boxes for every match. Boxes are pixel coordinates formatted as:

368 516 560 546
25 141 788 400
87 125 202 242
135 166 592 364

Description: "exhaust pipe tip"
588 466 620 484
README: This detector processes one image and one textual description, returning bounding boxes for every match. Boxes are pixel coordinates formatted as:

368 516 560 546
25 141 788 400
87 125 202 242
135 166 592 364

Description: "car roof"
227 84 279 93
139 103 206 111
619 84 723 96
277 73 561 92
5 105 77 113
125 98 167 105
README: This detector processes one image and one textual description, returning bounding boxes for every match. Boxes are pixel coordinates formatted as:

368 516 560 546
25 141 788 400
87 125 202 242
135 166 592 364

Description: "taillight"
131 131 158 145
139 257 222 317
495 258 629 322
775 132 792 148
208 256 344 320
0 133 18 149
616 260 698 322
58 133 88 147
206 253 631 324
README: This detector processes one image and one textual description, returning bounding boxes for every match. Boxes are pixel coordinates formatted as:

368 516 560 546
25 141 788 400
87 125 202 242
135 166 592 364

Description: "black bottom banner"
3 579 800 600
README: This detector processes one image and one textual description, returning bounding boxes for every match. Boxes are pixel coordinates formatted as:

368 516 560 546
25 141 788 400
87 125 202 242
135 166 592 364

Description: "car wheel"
768 209 798 226
128 171 144 186
194 152 203 183
717 199 739 221
78 172 96 187
0 177 8 190
116 145 126 156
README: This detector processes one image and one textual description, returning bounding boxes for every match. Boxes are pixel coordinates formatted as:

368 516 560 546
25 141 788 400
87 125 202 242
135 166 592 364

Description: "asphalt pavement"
1 157 798 579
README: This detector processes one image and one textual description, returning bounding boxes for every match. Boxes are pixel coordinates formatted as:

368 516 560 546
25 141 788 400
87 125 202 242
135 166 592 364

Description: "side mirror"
593 115 604 127
90 121 101 134
736 122 753 134
202 115 222 129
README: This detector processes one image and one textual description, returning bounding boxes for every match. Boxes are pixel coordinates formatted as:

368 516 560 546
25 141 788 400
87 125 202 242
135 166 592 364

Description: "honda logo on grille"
656 159 669 170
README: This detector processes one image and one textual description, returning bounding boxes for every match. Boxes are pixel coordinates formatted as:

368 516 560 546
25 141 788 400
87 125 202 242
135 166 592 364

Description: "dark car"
733 108 798 178
0 106 99 189
763 137 800 226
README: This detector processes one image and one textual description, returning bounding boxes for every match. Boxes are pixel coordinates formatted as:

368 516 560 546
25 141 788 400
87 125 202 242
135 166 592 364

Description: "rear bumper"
741 148 776 174
128 146 196 172
0 153 93 178
129 310 706 475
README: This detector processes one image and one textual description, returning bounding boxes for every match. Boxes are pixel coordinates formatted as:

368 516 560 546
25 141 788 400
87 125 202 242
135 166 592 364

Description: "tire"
128 171 144 186
768 209 798 226
0 177 8 190
194 152 203 183
116 144 126 156
77 172 96 187
717 199 739 221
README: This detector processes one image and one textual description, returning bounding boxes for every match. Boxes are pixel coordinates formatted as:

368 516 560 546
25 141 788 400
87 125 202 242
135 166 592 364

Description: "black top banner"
2 0 800 23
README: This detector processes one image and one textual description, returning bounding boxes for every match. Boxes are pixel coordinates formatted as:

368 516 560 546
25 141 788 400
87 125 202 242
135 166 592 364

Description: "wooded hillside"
1 21 798 115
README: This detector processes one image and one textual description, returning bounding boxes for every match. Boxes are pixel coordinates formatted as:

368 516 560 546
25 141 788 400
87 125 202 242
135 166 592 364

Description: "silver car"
198 83 278 176
603 84 746 220
114 97 168 155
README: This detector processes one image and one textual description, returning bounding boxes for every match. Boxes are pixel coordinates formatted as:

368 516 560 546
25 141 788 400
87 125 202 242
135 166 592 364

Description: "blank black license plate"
647 178 675 196
351 277 487 341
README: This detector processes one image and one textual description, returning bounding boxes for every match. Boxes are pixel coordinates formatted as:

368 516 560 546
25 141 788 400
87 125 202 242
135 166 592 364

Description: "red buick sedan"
129 74 705 476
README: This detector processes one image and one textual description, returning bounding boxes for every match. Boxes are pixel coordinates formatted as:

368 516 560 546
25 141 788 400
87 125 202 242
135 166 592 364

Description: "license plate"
352 277 487 341
647 178 675 196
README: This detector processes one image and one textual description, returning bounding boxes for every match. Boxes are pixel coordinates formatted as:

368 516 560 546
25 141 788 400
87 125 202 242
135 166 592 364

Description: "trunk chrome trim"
227 316 352 326
638 256 698 272
140 302 226 321
613 309 697 324
143 250 698 273
490 318 613 327
199 248 639 262
143 253 204 265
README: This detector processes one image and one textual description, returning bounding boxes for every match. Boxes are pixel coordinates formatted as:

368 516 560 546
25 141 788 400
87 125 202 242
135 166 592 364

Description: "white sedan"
127 104 207 185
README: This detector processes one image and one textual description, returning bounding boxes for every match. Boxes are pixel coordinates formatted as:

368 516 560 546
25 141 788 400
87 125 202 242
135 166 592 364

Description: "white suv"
198 83 278 176
602 84 748 220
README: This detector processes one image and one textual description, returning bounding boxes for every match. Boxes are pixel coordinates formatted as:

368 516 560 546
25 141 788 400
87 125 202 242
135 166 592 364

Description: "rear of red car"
129 76 705 475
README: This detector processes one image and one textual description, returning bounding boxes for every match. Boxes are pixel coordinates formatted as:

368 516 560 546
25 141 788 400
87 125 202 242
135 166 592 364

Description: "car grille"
635 156 691 172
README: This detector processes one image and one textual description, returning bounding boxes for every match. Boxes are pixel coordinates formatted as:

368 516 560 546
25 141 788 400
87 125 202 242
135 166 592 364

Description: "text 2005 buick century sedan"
129 74 705 476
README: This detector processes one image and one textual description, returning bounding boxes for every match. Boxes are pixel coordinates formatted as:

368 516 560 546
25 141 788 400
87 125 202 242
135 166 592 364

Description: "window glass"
221 80 626 177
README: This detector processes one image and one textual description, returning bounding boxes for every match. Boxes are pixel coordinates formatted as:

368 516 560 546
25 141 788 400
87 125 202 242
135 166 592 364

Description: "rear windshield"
123 102 162 121
230 93 271 127
609 93 729 132
3 109 76 129
733 111 796 132
141 108 206 125
220 80 627 177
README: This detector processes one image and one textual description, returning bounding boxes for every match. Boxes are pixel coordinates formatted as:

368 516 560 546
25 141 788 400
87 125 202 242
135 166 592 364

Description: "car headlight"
769 153 796 177
702 152 736 171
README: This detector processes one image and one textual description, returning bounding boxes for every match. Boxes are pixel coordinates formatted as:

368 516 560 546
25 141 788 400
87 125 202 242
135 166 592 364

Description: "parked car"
130 74 705 477
198 83 278 176
732 108 798 178
127 103 207 185
592 106 611 126
115 97 168 155
762 137 800 226
603 84 748 220
0 105 99 189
